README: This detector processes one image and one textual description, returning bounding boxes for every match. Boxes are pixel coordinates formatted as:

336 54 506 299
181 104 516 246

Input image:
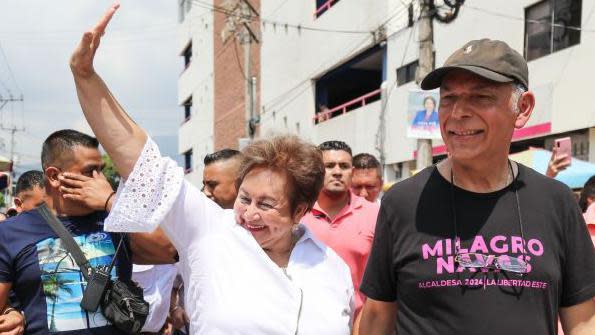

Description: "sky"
0 1 182 174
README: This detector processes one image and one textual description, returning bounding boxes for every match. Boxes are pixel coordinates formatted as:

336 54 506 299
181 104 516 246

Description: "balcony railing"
314 0 340 18
180 115 191 125
314 88 381 123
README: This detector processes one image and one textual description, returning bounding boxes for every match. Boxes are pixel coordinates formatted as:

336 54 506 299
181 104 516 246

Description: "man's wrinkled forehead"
322 150 352 163
440 69 509 93
46 144 100 168
64 146 103 170
353 167 381 179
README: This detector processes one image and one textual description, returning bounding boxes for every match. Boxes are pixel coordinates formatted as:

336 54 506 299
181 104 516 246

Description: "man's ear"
514 91 536 129
13 197 22 209
44 167 61 189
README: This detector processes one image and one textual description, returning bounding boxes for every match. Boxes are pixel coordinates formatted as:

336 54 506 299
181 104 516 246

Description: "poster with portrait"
406 89 441 139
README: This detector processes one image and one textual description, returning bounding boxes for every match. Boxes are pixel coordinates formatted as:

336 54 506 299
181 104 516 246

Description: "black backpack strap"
37 203 93 281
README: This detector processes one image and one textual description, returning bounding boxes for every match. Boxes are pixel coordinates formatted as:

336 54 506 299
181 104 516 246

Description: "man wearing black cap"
358 39 595 334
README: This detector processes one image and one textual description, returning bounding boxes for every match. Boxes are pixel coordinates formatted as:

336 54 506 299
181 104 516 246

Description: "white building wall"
260 0 595 174
177 1 215 186
259 0 390 141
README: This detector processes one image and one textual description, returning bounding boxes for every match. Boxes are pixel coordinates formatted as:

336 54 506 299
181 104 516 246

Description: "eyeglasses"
454 252 528 274
450 160 528 278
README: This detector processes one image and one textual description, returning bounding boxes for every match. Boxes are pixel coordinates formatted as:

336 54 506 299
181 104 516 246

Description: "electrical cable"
261 2 412 114
192 0 372 35
0 41 21 95
265 0 291 19
232 39 250 82
464 4 595 33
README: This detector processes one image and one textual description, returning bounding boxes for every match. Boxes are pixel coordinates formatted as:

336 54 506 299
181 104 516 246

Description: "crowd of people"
0 4 594 335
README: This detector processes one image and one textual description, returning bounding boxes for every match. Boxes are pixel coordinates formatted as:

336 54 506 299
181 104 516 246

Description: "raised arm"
70 3 145 179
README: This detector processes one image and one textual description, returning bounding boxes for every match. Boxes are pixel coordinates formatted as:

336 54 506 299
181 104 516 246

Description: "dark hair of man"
41 129 99 170
579 175 595 212
203 149 241 166
353 153 382 176
15 170 45 195
318 140 352 156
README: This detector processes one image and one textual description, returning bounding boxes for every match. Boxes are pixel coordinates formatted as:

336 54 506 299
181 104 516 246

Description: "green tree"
43 273 75 331
102 154 120 189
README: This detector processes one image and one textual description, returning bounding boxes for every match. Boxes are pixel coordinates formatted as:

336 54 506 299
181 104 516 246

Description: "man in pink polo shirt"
302 140 379 316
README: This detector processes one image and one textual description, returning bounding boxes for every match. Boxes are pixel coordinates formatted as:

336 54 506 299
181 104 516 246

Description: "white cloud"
0 1 181 169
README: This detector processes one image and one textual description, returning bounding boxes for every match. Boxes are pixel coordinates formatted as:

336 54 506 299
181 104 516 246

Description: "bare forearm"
73 73 146 179
130 228 177 264
561 298 595 335
359 315 396 335
358 299 397 335
0 282 11 313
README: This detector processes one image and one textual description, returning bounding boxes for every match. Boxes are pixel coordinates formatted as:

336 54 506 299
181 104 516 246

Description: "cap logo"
463 45 473 54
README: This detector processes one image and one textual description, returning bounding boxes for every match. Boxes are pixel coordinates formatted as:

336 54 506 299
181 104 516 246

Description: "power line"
192 0 256 19
380 0 412 27
375 18 417 166
0 78 12 97
192 0 372 35
0 41 21 95
553 1 595 86
265 0 291 19
464 4 595 33
261 4 413 114
0 21 178 36
261 33 375 114
261 19 371 35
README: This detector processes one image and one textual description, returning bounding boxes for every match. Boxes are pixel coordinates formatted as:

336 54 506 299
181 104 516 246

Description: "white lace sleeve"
104 137 184 233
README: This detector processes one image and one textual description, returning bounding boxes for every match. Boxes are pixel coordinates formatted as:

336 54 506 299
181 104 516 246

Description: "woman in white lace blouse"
68 5 354 334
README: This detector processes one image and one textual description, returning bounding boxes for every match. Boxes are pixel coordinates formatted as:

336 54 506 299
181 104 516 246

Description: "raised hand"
545 146 571 178
70 3 120 79
70 2 146 180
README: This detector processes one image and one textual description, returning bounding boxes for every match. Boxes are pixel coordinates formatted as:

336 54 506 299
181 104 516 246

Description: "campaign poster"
407 89 441 139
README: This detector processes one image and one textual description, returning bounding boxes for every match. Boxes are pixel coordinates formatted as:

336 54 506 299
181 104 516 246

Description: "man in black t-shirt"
359 39 595 334
0 130 177 334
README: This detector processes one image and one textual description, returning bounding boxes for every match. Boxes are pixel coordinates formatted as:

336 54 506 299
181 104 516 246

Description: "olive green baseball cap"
421 39 528 90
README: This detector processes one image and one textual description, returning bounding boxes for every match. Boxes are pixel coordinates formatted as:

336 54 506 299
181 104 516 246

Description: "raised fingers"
553 154 568 163
93 3 120 36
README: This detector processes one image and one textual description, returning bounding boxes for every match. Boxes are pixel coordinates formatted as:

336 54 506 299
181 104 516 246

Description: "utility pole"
0 94 25 205
221 0 259 140
0 94 24 165
0 94 22 112
415 0 434 170
415 0 464 170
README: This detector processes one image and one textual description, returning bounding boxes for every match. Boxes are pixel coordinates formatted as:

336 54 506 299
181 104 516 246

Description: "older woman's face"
424 98 435 112
234 166 296 251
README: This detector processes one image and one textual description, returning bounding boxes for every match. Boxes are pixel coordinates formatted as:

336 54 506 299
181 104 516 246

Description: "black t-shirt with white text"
361 164 595 334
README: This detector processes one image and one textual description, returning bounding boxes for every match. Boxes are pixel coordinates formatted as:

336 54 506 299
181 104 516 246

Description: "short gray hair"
510 82 527 114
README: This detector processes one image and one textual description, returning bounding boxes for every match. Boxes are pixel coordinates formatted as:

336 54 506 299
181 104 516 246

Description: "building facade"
259 0 595 183
177 0 260 186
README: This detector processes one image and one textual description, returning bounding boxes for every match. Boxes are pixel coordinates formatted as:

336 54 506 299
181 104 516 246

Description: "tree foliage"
102 154 120 189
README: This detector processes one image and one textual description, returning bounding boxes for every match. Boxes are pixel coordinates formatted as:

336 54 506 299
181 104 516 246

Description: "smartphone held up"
554 137 572 166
